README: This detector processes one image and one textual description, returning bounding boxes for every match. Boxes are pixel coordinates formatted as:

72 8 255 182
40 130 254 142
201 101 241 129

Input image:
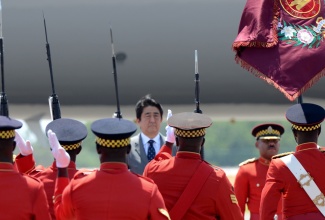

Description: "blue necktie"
147 140 156 161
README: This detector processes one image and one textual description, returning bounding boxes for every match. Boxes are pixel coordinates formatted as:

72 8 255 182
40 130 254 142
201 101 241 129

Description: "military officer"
260 103 325 219
52 117 170 220
143 112 243 220
0 116 51 219
14 118 88 219
234 123 284 220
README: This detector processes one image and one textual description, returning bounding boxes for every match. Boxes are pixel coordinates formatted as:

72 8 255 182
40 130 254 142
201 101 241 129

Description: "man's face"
137 106 162 138
255 138 280 160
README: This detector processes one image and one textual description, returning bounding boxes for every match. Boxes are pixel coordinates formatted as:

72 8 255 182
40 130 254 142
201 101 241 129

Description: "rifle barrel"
0 38 4 94
43 14 61 120
110 26 122 118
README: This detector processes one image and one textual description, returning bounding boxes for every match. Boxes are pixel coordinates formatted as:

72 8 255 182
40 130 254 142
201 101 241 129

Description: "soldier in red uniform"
260 103 325 219
14 118 88 219
234 123 284 220
0 116 51 219
143 111 243 220
52 117 170 220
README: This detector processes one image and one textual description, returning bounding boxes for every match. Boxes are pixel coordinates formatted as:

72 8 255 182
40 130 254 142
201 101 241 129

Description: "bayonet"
43 13 61 120
194 50 204 159
110 26 122 118
0 0 8 116
194 50 202 114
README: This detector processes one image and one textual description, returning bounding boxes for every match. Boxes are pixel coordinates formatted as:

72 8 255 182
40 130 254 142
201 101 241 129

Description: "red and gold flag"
233 0 325 101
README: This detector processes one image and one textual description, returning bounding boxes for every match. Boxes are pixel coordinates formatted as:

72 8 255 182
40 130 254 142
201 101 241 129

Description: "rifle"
109 26 122 119
194 50 202 114
0 0 8 117
194 50 204 159
43 13 61 120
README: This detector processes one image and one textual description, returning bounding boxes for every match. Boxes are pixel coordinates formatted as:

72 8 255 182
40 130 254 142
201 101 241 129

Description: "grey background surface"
1 0 324 106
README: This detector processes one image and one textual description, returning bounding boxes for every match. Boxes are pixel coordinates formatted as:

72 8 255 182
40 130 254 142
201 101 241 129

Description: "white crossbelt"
280 154 325 216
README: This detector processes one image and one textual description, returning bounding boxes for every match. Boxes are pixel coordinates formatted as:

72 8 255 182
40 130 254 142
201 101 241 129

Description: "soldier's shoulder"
27 165 46 175
203 161 221 171
73 169 95 180
239 158 258 166
209 164 220 171
271 152 294 159
132 172 155 184
198 160 220 171
319 146 325 153
22 173 43 185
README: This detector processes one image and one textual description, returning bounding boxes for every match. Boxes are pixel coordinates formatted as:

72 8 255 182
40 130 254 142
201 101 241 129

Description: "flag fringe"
235 56 325 102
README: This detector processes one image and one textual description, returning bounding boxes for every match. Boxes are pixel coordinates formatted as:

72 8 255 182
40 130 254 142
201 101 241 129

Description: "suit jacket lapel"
138 134 149 165
159 134 164 148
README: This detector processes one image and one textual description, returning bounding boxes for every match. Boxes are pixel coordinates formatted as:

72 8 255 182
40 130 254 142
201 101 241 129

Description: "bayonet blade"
110 26 115 56
43 12 49 44
0 0 3 38
195 50 198 74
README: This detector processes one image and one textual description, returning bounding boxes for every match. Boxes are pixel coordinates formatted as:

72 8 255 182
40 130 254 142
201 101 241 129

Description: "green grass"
17 119 325 168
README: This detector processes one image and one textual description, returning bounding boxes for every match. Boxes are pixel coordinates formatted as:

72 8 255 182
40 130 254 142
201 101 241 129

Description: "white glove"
47 130 70 168
15 131 33 156
165 109 175 143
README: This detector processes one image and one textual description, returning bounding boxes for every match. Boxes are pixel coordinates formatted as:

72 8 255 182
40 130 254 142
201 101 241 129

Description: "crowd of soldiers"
1 94 325 219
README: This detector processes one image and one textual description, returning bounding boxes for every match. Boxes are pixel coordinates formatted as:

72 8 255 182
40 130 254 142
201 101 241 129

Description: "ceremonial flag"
233 0 325 101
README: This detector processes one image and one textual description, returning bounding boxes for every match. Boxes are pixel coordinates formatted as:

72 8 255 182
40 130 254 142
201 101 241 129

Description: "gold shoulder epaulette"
271 152 294 159
239 158 257 166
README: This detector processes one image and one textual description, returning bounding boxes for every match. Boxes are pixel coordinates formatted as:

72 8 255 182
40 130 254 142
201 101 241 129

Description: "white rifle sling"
280 154 325 216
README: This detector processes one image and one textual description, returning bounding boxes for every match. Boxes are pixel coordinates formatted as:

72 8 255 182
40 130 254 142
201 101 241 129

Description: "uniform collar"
51 161 77 170
100 162 128 174
296 142 318 152
0 162 15 171
176 151 201 159
258 157 271 166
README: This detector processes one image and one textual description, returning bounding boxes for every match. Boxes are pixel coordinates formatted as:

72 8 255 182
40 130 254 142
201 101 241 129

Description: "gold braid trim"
256 129 280 138
239 158 258 166
174 128 205 138
61 142 82 151
272 152 294 159
96 137 130 148
292 124 321 131
0 130 15 139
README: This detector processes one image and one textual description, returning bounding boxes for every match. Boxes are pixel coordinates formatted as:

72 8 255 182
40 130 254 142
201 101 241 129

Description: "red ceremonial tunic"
54 162 170 220
260 142 325 219
0 162 51 219
143 145 244 220
15 153 78 220
234 157 283 220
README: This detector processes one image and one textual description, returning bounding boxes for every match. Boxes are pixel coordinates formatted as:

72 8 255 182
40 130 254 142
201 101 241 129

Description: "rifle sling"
169 161 213 220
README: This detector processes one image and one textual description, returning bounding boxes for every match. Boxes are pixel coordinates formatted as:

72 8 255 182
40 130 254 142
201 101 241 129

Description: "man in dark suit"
128 94 167 174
